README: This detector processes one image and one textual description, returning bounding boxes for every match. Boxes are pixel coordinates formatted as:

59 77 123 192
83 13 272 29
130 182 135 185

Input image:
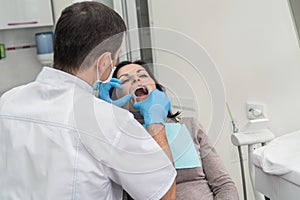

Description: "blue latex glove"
133 89 170 127
95 78 132 107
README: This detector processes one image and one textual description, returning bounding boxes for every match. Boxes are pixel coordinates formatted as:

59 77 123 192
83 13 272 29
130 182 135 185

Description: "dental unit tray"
231 129 275 146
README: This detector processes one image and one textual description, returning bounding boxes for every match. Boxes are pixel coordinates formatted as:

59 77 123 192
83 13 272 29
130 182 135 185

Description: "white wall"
150 0 300 199
0 27 53 96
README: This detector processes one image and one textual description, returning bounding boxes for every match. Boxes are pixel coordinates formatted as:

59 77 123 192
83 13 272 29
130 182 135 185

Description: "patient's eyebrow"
136 69 146 73
118 73 129 79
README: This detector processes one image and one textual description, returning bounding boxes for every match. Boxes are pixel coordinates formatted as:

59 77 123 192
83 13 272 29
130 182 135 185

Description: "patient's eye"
139 74 148 78
120 78 129 84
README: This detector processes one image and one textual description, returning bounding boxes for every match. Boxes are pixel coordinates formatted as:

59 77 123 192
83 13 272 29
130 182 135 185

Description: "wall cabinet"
0 0 54 30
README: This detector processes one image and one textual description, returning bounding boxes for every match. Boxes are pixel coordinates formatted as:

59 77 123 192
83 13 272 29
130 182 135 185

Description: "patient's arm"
147 124 176 200
180 117 239 200
202 148 239 200
197 124 239 200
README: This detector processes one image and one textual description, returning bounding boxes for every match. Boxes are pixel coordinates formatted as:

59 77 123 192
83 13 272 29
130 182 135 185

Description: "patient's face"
115 64 156 110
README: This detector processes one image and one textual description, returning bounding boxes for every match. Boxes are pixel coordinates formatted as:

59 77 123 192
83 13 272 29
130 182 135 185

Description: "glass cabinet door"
95 0 154 64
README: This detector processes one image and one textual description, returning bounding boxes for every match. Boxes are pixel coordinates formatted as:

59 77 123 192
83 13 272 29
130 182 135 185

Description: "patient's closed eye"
139 74 148 78
120 73 148 84
120 78 129 84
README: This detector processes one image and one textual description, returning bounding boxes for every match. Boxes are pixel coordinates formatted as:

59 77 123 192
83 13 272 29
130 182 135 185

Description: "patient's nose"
132 76 141 83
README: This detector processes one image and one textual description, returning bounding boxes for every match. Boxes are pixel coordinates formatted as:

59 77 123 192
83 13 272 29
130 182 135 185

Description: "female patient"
111 60 239 200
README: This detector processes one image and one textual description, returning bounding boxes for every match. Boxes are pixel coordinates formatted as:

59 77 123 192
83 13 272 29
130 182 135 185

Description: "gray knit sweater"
124 116 239 200
173 117 239 200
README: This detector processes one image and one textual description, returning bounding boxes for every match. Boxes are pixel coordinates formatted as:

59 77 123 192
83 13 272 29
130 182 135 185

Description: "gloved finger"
112 94 132 107
98 92 112 102
109 82 123 90
148 89 161 97
133 89 157 110
133 100 142 110
110 78 121 84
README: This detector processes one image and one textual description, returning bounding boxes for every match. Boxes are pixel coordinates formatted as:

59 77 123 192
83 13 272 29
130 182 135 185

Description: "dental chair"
252 130 300 200
231 119 300 200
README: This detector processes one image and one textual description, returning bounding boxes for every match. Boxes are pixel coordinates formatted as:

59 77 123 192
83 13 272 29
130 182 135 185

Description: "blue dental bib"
165 123 201 169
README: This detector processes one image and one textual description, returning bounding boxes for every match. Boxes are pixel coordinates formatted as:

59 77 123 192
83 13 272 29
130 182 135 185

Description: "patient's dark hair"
53 2 126 74
112 60 181 119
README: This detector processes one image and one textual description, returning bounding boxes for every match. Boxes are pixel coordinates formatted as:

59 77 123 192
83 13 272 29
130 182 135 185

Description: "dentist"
0 2 176 200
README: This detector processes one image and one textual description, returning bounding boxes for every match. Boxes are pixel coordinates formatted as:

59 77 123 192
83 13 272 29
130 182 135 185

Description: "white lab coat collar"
36 67 93 94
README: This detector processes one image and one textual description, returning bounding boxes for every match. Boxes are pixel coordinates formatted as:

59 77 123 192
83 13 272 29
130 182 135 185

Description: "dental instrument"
226 102 247 200
130 84 151 102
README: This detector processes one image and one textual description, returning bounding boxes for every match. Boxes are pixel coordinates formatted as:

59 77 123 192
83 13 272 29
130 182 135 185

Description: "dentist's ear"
96 52 112 70
95 52 112 79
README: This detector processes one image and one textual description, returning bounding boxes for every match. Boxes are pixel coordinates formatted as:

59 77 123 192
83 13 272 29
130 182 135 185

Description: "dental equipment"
131 85 151 102
226 102 275 200
226 102 247 200
253 130 300 200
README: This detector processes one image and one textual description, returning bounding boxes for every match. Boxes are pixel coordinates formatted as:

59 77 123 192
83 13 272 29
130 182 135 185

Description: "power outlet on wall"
246 102 265 120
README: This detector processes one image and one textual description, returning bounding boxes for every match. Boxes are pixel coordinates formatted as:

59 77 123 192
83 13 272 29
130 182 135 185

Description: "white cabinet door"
0 0 54 30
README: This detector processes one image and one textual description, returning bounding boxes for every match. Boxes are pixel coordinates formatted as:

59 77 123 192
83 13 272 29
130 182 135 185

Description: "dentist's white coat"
0 67 176 200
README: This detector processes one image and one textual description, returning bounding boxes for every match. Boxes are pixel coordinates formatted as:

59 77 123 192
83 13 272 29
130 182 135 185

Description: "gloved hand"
95 78 132 107
133 89 170 127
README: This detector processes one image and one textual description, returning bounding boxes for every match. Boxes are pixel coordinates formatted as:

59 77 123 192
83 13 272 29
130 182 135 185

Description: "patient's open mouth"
134 86 149 98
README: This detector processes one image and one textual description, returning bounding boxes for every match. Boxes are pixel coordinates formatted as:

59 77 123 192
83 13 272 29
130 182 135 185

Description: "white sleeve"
104 112 176 200
79 101 176 200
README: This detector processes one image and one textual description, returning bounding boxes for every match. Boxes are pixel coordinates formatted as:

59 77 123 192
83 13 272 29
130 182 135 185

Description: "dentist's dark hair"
111 60 181 119
53 2 126 74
